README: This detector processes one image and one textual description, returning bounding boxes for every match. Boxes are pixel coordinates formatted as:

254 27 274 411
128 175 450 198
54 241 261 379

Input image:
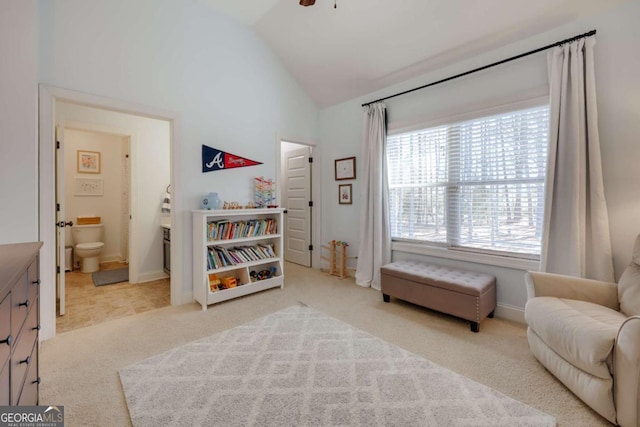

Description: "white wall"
37 0 318 305
318 0 640 318
57 102 171 281
0 1 38 243
64 129 126 264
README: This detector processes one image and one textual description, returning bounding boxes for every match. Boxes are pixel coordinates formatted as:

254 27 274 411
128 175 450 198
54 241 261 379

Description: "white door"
283 146 312 267
55 125 67 316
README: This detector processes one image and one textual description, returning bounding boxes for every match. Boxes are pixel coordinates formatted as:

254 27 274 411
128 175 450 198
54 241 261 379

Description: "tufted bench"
380 260 496 332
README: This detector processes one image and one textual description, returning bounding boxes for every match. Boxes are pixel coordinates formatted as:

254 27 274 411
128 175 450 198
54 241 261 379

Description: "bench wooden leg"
383 294 390 303
470 322 479 333
488 310 495 318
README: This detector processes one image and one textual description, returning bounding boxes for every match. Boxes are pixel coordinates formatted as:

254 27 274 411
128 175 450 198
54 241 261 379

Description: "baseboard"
182 290 194 306
137 270 169 283
99 255 126 264
494 303 525 323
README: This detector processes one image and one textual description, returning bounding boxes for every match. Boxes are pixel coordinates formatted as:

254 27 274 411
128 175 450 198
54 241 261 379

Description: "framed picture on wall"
74 177 104 196
335 156 356 180
77 150 101 174
338 184 352 204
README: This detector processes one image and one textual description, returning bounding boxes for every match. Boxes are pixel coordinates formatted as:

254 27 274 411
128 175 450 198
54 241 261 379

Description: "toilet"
71 223 105 273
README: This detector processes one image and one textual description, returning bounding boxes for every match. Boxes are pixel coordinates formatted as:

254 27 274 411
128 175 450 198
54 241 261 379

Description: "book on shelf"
206 218 278 241
207 219 228 241
207 243 277 271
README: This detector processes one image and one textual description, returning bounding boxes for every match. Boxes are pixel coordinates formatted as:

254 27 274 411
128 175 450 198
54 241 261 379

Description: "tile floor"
56 262 170 333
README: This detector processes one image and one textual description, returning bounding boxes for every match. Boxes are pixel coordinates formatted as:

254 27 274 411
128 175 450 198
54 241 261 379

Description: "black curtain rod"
362 29 596 107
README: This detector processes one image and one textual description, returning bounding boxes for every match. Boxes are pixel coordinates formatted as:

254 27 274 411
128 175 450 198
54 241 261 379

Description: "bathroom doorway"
40 85 182 339
53 102 171 333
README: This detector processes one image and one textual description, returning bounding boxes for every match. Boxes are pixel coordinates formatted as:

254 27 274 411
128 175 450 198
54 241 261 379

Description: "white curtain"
355 102 391 290
541 36 614 281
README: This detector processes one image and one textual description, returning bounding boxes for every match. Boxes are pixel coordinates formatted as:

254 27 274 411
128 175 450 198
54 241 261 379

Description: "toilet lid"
76 242 104 250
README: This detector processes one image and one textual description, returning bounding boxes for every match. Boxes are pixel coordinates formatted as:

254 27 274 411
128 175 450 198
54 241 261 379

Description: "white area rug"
119 305 555 426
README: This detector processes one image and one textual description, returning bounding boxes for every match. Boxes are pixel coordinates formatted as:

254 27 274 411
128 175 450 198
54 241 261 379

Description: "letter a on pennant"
202 145 262 173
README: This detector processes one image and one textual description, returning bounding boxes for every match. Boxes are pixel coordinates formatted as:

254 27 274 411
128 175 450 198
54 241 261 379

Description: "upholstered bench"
380 260 497 332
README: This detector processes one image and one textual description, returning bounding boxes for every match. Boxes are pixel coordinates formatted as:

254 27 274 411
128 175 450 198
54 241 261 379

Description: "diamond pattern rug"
119 305 555 426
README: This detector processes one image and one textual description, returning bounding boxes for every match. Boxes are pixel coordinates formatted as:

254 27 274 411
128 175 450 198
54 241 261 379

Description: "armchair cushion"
525 297 626 379
618 235 640 316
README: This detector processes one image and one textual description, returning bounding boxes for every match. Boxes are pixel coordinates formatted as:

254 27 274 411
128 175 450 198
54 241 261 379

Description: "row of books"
206 218 277 241
207 244 277 270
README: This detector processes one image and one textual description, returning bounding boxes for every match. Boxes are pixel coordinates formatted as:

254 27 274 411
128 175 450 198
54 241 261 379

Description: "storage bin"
65 246 73 272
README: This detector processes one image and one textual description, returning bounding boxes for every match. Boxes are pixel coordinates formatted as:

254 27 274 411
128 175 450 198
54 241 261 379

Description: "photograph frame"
338 184 352 205
334 156 356 180
74 177 104 197
77 150 101 174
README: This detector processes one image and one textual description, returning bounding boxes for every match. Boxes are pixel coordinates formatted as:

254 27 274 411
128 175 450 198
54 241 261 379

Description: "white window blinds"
387 104 549 257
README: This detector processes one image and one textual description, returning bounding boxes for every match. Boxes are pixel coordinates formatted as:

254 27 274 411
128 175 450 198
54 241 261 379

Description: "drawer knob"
32 324 41 331
32 279 41 285
20 356 31 365
0 335 11 346
33 377 41 385
19 299 30 308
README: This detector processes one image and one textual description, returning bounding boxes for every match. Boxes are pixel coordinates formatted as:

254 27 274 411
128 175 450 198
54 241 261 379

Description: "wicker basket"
77 216 101 225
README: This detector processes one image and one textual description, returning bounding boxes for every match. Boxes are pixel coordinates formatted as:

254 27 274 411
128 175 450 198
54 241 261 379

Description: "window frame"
386 96 549 269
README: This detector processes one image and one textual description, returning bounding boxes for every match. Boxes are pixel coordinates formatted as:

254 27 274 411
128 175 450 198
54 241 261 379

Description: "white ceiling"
202 0 627 108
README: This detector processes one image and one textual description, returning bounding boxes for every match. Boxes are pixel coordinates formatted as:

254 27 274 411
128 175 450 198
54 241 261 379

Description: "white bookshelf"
192 208 285 310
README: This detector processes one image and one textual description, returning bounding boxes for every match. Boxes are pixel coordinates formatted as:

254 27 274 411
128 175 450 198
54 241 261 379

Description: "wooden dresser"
0 242 42 405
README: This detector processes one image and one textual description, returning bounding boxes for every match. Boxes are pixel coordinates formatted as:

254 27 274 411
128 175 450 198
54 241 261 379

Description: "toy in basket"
320 240 356 279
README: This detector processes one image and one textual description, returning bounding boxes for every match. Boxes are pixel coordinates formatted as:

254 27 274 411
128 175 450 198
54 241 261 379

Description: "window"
386 104 549 258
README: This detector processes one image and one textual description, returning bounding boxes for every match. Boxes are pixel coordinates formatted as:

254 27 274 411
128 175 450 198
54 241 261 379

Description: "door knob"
56 220 74 228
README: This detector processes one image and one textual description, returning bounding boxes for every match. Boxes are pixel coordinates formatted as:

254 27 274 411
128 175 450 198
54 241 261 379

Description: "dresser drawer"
0 242 42 406
0 358 8 405
10 308 38 405
10 272 30 340
0 294 10 366
18 299 39 351
27 259 39 311
18 346 38 406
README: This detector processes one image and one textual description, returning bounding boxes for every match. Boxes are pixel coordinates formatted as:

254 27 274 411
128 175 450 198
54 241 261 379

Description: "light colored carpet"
40 262 612 427
120 305 555 426
92 267 129 286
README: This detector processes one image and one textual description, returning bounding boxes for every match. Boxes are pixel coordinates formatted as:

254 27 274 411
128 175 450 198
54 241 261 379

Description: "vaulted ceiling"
201 0 628 108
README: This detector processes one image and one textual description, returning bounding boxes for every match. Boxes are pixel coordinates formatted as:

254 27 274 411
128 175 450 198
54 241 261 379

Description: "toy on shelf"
321 240 356 279
249 266 278 282
201 192 221 210
222 201 243 210
220 276 237 288
254 177 276 208
209 273 240 291
208 273 221 292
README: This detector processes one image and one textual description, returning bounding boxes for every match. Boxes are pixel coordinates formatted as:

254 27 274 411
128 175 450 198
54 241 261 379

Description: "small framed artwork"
77 150 101 174
338 184 352 205
335 156 356 180
74 177 104 196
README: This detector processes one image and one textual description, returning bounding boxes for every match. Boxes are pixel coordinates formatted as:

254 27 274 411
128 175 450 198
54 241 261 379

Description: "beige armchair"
525 235 640 427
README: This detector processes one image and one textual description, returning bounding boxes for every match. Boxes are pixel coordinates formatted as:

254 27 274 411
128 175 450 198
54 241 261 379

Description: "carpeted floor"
40 262 612 427
120 305 555 426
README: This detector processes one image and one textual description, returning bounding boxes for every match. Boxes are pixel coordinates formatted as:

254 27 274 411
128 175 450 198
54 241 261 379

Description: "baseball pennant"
202 145 262 173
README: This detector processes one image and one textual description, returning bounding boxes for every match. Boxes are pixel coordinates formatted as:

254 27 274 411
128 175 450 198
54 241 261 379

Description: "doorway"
39 85 182 341
55 121 171 332
280 141 313 267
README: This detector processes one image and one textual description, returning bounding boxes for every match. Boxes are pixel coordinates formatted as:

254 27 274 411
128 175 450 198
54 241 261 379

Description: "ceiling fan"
300 0 337 8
